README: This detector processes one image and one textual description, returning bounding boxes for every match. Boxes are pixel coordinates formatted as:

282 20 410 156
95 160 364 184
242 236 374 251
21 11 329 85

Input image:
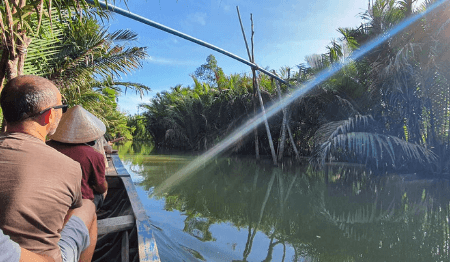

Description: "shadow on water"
115 142 450 262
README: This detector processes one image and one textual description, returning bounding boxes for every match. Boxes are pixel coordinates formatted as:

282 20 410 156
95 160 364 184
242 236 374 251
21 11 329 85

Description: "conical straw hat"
49 105 106 144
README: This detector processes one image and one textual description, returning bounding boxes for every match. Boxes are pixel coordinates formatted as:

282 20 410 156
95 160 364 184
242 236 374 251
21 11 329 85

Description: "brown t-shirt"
0 132 82 262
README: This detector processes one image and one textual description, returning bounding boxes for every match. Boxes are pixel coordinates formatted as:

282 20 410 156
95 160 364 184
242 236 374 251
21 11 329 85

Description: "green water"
116 141 450 262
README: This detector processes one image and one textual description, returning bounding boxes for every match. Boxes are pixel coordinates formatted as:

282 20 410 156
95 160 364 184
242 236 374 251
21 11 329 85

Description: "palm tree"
313 115 437 172
21 12 150 137
0 0 112 87
22 14 149 94
309 0 450 173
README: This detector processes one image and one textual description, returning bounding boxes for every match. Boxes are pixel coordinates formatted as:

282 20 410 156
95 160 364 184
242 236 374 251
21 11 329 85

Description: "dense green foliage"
139 0 450 174
16 9 150 139
141 55 285 153
0 0 113 83
311 0 450 173
127 115 153 141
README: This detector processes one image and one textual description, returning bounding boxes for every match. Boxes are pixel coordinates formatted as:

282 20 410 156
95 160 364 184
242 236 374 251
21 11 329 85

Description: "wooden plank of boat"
97 215 135 235
111 154 161 262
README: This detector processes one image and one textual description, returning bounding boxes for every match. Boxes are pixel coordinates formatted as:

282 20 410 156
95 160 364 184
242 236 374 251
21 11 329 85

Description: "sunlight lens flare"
153 0 448 195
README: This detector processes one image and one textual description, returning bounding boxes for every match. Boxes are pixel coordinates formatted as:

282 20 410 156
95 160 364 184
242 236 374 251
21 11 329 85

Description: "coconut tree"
19 10 150 137
0 0 113 88
21 13 150 96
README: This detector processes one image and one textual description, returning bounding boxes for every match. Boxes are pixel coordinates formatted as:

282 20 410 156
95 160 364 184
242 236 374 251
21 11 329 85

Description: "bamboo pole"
275 76 288 161
286 110 299 158
87 0 288 84
243 167 259 259
254 72 277 165
254 122 260 160
237 6 260 160
273 70 300 159
243 168 276 259
236 6 252 65
244 11 277 166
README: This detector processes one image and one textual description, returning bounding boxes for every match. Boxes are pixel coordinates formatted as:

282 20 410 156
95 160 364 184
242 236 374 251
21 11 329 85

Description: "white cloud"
222 4 231 12
187 12 207 26
146 56 198 66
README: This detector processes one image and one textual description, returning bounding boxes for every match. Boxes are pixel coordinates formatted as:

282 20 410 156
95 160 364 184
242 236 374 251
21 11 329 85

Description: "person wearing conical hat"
47 105 108 211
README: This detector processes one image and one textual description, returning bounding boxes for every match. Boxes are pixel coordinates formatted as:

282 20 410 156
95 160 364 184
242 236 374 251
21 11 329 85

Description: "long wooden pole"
237 6 260 160
275 76 288 161
253 69 277 165
238 8 277 166
251 16 278 166
236 6 252 63
86 0 288 85
273 70 299 159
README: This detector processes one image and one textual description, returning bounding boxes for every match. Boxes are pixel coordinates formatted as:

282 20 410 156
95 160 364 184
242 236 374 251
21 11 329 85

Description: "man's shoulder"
0 132 42 149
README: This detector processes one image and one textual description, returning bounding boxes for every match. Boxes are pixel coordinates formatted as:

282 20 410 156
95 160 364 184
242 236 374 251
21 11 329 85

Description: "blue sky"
106 0 370 115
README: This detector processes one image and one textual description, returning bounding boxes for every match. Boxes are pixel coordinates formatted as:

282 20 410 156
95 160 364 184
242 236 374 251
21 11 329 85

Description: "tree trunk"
6 58 18 81
17 34 32 76
0 49 9 91
2 0 30 83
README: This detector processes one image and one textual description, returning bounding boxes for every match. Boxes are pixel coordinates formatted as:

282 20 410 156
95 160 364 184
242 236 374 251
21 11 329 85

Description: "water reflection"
117 143 450 261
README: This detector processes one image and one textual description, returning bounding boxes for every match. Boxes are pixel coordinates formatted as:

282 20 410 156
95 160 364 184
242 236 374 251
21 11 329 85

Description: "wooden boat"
92 153 160 262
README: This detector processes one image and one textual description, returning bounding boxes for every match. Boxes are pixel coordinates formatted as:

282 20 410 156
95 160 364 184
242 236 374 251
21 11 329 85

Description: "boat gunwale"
110 154 161 262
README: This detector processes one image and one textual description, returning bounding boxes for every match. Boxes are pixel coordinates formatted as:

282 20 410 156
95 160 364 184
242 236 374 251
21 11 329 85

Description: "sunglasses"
21 104 68 121
37 104 68 115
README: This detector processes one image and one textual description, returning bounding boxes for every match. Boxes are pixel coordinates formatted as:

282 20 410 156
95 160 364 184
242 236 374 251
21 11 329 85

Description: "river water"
116 141 450 262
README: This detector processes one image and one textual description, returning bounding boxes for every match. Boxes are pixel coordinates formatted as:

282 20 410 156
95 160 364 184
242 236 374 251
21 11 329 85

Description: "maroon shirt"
47 140 107 200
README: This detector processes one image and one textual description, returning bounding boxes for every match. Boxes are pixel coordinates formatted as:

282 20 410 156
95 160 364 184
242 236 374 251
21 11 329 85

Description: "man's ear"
43 109 53 125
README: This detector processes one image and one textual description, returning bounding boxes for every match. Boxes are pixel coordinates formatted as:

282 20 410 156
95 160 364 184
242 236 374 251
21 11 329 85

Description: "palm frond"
315 132 437 171
314 115 377 146
114 81 151 98
108 29 138 42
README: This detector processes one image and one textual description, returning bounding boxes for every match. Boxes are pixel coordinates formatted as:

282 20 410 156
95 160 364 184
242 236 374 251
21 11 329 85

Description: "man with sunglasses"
0 75 97 262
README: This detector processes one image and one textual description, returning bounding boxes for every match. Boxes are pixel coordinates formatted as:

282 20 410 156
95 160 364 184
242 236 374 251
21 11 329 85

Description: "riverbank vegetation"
137 0 450 174
2 1 450 174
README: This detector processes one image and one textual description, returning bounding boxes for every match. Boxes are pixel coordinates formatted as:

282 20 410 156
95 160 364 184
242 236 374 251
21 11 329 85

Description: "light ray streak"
152 0 448 195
